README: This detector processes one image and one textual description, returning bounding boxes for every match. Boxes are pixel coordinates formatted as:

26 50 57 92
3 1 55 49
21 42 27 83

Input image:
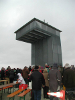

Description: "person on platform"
29 66 31 72
39 65 42 73
22 66 29 84
43 68 49 99
1 67 5 80
17 73 26 84
48 63 61 100
28 65 45 100
63 63 74 100
9 69 14 83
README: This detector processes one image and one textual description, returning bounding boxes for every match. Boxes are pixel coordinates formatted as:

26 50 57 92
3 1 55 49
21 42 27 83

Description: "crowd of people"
0 63 75 100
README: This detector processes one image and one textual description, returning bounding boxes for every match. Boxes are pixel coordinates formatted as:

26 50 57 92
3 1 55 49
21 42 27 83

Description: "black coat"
29 70 45 90
9 70 14 79
63 68 74 88
1 70 5 79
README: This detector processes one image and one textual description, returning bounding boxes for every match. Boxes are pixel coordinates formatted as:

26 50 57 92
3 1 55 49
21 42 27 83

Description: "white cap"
64 63 70 68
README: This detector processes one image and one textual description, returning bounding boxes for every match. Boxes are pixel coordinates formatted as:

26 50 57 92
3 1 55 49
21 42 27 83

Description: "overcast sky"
0 0 75 69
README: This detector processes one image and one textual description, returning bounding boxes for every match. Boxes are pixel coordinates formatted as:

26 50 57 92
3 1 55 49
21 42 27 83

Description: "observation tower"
15 18 62 67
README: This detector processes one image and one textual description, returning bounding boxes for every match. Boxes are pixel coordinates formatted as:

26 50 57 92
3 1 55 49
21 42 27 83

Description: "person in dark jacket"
63 63 74 89
1 67 5 80
16 68 20 74
28 65 45 100
48 63 61 100
5 68 10 84
63 63 74 100
29 66 31 72
9 69 14 83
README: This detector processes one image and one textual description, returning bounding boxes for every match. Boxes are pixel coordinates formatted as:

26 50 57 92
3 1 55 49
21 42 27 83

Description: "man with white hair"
63 63 74 100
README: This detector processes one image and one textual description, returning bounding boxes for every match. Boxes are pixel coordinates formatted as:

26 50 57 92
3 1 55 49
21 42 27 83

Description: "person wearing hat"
48 63 61 100
63 63 74 100
28 65 45 100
